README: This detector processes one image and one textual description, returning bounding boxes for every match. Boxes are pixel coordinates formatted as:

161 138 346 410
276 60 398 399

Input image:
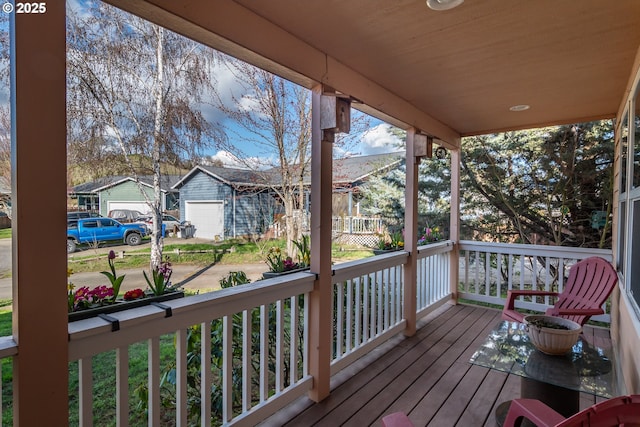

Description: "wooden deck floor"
263 304 606 427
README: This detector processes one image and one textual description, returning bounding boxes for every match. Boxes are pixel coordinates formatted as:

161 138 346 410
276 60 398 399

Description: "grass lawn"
66 240 262 273
0 229 10 239
0 308 11 424
0 303 179 425
67 239 374 273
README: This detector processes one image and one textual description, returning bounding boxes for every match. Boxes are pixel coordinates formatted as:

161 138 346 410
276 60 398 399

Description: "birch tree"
0 107 10 218
211 59 366 256
0 13 10 218
211 61 311 256
66 1 220 270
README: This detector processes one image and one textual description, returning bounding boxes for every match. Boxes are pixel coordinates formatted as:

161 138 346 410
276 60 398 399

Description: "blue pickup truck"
67 217 147 253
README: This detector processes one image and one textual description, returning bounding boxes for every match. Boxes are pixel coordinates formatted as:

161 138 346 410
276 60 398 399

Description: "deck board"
459 369 508 426
358 308 493 425
263 304 608 427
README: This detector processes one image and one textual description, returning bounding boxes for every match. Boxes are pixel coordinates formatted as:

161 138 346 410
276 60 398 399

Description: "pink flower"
283 257 297 271
124 288 145 301
71 284 115 311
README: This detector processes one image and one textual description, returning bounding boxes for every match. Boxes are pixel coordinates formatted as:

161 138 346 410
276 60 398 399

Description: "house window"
630 200 640 306
622 84 640 316
619 200 626 274
621 121 628 194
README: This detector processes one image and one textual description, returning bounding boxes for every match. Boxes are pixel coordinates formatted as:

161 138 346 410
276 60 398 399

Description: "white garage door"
185 201 224 239
107 202 151 215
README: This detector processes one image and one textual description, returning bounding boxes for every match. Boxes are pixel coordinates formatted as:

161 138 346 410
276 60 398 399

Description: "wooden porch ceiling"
105 1 640 147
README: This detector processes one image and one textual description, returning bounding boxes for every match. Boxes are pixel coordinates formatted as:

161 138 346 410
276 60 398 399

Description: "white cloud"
359 124 404 155
213 61 245 106
207 150 270 170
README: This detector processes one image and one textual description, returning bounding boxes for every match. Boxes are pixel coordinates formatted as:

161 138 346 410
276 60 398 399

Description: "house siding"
611 52 640 395
232 191 277 237
97 180 177 216
98 181 155 216
179 172 274 238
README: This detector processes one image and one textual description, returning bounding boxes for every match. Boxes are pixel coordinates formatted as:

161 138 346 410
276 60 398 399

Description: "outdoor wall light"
426 0 464 11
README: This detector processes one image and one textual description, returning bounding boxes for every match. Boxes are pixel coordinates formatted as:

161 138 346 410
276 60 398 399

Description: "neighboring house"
331 152 404 217
69 175 181 217
174 152 404 240
172 166 277 240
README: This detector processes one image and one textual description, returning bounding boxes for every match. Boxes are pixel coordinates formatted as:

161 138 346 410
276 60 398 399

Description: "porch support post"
449 148 461 302
403 128 419 336
11 3 68 425
308 84 333 401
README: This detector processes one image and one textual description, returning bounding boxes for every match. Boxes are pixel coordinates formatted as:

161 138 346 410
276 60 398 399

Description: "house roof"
331 152 404 186
71 175 182 194
107 0 640 149
172 165 274 189
173 152 404 189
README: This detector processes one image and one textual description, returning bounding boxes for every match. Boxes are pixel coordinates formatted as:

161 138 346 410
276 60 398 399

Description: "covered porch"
9 1 640 425
269 304 609 427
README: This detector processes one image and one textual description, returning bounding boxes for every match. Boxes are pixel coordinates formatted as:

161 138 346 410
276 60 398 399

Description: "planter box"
262 267 310 280
373 248 401 255
68 291 185 322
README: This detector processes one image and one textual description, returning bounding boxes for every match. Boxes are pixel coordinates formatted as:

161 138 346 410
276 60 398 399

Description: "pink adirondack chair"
502 256 618 326
503 395 640 426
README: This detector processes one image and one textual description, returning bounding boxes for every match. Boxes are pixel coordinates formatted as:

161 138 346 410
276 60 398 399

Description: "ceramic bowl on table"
523 315 582 355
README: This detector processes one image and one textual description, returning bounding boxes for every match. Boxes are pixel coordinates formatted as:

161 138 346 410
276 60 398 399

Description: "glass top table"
470 320 617 399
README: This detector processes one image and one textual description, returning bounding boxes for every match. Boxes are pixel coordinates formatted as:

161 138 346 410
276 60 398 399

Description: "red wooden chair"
502 256 618 326
503 395 640 426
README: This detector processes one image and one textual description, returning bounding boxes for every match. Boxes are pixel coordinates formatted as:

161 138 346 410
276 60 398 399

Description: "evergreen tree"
461 121 614 248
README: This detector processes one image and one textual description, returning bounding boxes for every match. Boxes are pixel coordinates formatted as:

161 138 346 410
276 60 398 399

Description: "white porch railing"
330 241 454 374
68 273 315 427
331 251 407 374
458 240 614 323
417 241 454 316
64 243 453 426
0 241 612 425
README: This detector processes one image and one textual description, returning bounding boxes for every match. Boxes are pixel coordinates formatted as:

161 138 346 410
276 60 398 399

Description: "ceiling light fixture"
426 0 464 11
509 104 530 112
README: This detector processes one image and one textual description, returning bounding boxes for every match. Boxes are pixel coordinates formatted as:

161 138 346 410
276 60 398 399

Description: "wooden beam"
308 85 333 401
403 129 419 336
11 3 68 424
449 149 461 303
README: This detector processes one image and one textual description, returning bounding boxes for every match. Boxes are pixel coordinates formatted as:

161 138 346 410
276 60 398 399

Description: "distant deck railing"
458 240 613 323
331 216 384 234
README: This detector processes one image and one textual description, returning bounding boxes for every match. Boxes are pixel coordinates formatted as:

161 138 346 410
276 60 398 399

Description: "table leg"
521 378 579 418
495 378 580 426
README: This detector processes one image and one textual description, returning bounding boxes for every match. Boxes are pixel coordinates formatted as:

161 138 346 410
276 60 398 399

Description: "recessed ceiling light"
509 104 530 112
426 0 464 11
